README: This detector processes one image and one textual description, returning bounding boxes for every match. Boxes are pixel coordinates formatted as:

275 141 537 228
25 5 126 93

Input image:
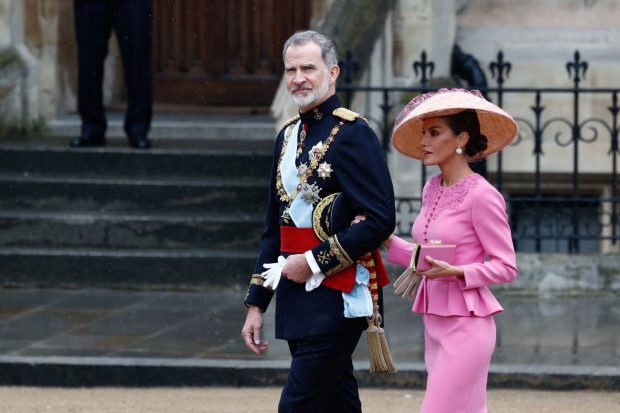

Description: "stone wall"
508 252 620 296
456 0 620 176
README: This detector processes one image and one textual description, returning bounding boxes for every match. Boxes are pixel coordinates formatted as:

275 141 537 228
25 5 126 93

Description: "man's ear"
329 64 340 83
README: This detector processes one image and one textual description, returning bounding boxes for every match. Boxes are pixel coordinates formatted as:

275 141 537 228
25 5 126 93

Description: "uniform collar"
299 94 340 127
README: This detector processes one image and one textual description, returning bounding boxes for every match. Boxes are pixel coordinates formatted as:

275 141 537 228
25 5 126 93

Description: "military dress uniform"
244 94 395 412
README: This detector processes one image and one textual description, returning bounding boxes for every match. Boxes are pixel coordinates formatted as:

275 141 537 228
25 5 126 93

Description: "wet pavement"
0 286 618 389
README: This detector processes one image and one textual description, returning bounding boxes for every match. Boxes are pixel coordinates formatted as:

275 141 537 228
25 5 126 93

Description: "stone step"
0 117 276 289
0 174 269 213
0 144 273 180
0 210 264 250
44 111 277 143
0 247 256 289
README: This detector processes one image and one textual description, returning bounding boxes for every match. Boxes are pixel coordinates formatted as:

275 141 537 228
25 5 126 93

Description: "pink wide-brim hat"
391 88 518 160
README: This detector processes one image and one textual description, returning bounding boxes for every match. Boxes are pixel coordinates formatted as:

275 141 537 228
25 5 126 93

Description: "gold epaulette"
333 107 360 122
281 115 300 129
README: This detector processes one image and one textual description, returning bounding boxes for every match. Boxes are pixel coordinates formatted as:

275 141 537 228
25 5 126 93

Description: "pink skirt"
420 314 496 413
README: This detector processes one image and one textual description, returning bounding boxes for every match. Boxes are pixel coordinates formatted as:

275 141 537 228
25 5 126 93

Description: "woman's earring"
456 147 463 155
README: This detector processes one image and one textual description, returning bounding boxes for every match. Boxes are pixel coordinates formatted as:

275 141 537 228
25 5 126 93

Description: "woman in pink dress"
386 89 518 413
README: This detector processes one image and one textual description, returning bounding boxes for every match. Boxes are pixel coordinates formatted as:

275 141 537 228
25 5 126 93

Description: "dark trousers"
279 331 363 413
74 0 152 140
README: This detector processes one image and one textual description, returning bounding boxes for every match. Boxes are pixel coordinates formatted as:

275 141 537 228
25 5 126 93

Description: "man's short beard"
290 79 330 109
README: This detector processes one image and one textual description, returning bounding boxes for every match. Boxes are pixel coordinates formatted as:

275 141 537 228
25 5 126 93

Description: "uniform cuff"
305 250 323 275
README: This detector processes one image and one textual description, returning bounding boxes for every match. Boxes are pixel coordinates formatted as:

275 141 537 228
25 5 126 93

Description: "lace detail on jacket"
423 174 481 221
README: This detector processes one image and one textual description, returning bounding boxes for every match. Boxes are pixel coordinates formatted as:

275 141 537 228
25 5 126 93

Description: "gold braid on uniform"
333 107 359 121
250 274 265 286
324 235 354 276
312 192 339 242
333 107 371 125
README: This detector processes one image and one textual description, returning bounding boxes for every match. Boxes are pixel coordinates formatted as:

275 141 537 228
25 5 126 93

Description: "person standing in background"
70 0 152 149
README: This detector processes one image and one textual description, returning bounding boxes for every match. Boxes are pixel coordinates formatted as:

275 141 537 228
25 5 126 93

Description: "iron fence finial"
489 50 512 88
413 50 434 88
566 50 588 85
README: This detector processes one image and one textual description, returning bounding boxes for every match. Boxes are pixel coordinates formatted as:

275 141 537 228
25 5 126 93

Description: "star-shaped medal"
300 182 322 205
317 162 332 179
297 162 309 177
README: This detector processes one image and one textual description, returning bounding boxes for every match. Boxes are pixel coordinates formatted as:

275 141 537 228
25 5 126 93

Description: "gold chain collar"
276 120 344 204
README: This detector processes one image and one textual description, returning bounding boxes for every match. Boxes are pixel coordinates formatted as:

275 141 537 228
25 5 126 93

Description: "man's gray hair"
282 30 338 67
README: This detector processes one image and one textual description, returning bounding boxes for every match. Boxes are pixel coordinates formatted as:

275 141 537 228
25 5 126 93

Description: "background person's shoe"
128 136 151 149
69 136 106 147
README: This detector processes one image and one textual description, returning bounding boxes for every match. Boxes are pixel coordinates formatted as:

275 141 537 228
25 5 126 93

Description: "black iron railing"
338 50 620 253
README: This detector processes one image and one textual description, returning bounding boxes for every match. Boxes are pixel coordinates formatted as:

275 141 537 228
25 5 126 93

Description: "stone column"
0 0 11 49
32 0 60 120
0 0 38 133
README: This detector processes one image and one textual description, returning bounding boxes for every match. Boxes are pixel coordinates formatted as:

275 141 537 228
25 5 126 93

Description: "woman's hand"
382 234 394 249
417 256 464 279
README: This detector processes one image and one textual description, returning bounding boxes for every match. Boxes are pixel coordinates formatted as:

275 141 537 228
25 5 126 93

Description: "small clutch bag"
393 241 456 301
416 243 456 271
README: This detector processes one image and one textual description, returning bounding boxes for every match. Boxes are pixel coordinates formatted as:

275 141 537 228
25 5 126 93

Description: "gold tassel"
361 253 397 375
366 311 397 374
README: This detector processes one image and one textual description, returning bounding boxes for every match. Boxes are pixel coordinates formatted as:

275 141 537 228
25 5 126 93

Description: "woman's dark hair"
442 109 488 157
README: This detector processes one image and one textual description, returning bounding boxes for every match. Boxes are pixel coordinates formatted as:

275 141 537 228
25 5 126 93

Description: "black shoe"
69 136 105 148
128 136 151 149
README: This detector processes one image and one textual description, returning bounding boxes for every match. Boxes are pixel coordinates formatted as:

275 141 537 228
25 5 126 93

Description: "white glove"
261 256 286 290
305 274 326 292
262 255 326 292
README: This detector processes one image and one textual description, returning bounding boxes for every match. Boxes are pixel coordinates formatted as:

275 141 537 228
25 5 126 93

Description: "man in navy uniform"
241 30 395 412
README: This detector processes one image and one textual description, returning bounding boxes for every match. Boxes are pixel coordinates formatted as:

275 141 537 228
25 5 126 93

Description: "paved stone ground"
1 287 618 367
0 287 619 389
0 387 618 413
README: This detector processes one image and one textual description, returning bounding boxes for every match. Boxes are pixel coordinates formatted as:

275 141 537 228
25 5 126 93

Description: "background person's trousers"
74 0 152 140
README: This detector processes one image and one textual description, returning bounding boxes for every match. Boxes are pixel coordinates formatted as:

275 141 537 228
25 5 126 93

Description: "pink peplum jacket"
387 173 517 317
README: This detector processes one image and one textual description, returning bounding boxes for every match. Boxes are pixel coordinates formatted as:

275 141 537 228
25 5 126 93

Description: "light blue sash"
343 264 373 318
281 121 312 228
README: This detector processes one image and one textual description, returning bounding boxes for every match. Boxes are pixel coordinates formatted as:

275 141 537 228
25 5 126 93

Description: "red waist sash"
279 226 390 293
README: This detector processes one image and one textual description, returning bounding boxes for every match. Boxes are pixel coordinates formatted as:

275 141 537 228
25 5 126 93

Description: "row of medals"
282 111 333 223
